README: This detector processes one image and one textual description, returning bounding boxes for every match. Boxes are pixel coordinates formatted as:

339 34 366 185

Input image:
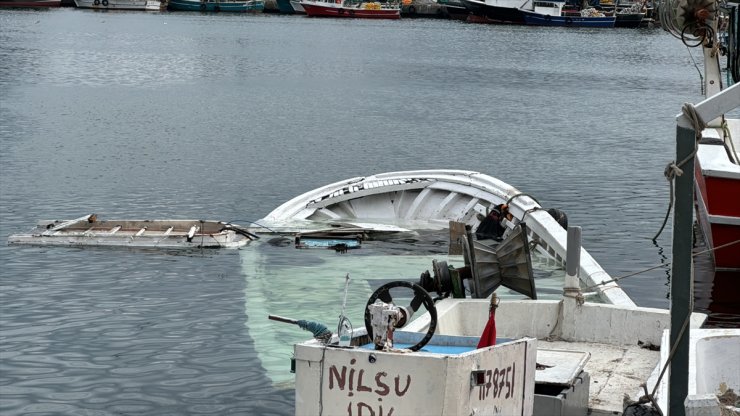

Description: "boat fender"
546 208 568 230
408 4 416 14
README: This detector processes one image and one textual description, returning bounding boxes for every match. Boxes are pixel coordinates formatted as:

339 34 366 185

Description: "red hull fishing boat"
684 3 740 271
300 0 401 18
0 0 61 6
694 124 740 271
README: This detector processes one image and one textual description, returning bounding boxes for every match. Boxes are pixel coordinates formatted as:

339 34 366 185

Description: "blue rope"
297 320 332 339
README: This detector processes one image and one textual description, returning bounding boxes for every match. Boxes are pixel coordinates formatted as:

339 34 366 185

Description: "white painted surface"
657 329 740 415
293 336 537 416
406 297 708 414
697 143 740 180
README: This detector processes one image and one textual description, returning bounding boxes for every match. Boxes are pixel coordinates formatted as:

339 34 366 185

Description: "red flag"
477 294 499 349
477 305 497 348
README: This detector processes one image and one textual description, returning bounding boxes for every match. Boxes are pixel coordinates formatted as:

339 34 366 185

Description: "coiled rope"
652 103 707 241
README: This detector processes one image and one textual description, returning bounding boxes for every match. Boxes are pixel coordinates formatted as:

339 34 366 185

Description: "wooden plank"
534 349 590 386
449 220 467 255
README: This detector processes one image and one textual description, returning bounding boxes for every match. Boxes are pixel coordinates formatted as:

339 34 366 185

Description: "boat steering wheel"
364 280 437 352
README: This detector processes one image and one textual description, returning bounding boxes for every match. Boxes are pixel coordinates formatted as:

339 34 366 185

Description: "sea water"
0 8 733 415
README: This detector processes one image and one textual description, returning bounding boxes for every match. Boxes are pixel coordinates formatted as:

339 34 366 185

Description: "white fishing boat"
8 214 256 249
73 0 162 9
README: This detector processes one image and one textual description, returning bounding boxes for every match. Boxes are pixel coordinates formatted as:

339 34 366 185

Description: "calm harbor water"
0 8 737 415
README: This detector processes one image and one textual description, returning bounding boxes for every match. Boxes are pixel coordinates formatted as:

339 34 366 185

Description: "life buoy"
101 0 108 5
93 0 99 4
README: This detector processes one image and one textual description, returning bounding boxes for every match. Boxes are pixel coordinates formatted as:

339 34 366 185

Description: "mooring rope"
652 103 707 241
581 238 740 293
635 311 694 416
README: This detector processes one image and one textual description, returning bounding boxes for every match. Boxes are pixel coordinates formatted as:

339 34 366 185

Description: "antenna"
337 274 352 347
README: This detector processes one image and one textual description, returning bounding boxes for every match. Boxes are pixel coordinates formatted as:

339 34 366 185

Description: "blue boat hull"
522 11 615 27
168 0 263 11
274 0 294 13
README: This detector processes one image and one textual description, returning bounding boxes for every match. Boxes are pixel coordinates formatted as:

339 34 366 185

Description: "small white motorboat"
8 214 257 249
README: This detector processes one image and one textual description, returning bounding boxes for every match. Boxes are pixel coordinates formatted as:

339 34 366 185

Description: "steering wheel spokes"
364 281 438 352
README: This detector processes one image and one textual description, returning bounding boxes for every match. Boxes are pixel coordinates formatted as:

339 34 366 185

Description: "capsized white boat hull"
254 170 633 306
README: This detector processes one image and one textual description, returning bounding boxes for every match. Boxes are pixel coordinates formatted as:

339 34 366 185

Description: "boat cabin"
531 0 564 15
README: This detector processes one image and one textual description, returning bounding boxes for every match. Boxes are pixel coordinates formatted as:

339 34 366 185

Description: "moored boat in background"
275 0 297 12
0 0 61 7
168 0 263 12
436 0 468 18
73 0 162 10
458 0 529 23
521 0 616 27
300 0 401 18
289 0 305 11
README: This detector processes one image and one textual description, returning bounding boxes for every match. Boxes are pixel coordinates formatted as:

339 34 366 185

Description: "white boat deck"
404 298 707 416
537 339 659 415
699 121 740 177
